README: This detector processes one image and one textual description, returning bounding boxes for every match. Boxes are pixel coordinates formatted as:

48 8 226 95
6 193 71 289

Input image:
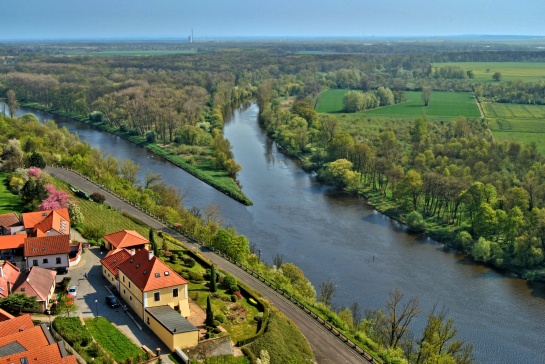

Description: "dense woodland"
2 39 545 363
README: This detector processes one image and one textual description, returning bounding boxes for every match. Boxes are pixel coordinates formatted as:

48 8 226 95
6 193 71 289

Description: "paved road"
47 166 371 364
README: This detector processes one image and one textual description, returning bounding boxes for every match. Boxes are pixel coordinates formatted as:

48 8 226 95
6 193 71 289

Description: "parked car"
105 295 120 308
56 267 68 275
67 286 78 297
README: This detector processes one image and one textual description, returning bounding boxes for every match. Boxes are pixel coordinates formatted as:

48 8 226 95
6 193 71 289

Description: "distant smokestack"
148 250 154 261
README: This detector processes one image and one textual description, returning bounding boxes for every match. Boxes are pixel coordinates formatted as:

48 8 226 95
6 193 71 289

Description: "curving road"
46 166 372 364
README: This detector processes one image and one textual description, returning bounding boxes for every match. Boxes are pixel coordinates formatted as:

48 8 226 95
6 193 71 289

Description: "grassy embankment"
0 173 23 214
316 90 481 120
85 317 145 362
433 62 545 83
18 101 252 206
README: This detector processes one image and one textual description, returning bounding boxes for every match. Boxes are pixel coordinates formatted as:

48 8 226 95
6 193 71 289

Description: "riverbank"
17 101 253 206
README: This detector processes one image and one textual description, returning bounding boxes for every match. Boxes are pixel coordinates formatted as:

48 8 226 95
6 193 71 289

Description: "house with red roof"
11 266 57 312
103 230 150 251
21 209 70 237
0 212 21 235
0 233 27 259
117 248 198 350
0 313 76 363
24 235 70 270
0 261 20 298
100 248 132 290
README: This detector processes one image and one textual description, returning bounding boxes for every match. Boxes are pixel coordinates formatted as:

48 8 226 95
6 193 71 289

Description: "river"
7 103 545 363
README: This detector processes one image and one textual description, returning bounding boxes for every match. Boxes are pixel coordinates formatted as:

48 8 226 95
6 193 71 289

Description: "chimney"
130 249 135 256
148 250 154 261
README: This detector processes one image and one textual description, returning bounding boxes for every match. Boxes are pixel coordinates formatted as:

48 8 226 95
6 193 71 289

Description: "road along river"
10 103 545 364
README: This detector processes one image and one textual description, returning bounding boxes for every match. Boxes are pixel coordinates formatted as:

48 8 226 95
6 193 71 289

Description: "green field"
434 62 545 83
483 102 545 154
316 90 480 119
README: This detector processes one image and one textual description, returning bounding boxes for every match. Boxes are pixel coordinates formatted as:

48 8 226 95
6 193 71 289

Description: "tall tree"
205 295 215 327
209 264 217 293
6 89 19 118
421 86 432 107
149 228 159 257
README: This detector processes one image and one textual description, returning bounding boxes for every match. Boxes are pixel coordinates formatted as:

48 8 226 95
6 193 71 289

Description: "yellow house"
117 248 198 350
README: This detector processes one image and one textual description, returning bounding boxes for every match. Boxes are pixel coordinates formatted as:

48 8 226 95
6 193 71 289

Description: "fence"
50 165 377 363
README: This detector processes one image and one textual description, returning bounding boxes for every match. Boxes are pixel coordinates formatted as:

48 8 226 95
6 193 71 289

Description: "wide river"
9 103 545 363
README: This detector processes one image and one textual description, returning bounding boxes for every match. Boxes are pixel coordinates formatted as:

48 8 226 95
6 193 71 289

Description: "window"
154 292 160 302
173 288 179 298
123 289 126 294
123 276 125 282
33 260 38 266
129 282 131 288
147 317 150 325
43 258 48 264
155 273 160 278
130 296 132 301
56 257 61 264
164 271 169 276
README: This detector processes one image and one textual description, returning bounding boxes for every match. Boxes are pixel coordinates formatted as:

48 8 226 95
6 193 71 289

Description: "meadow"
483 102 545 154
433 62 545 83
316 90 480 119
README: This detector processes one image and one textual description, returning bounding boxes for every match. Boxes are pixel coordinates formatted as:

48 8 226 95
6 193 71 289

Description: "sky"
2 0 545 40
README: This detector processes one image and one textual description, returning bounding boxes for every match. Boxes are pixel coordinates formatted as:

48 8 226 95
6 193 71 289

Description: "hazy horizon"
2 0 545 41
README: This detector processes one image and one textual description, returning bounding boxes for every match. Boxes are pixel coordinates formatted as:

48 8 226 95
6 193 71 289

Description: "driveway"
63 246 175 363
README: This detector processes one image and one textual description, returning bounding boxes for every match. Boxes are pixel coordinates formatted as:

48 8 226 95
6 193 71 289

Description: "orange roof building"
24 235 70 270
12 266 56 312
0 233 27 252
117 249 191 318
103 230 150 251
0 261 20 298
0 308 14 322
21 209 70 237
0 315 34 336
100 249 132 287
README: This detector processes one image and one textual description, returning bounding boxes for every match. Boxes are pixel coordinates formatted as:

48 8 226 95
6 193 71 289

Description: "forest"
2 38 545 363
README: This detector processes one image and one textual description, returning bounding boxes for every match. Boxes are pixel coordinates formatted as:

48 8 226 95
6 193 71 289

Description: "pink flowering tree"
39 184 71 210
28 167 42 179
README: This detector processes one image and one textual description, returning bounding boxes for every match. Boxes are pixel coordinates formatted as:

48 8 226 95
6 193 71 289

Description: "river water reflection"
10 103 545 364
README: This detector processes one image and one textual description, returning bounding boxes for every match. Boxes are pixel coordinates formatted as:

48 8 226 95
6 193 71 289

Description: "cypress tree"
210 264 217 292
205 295 215 327
149 228 159 257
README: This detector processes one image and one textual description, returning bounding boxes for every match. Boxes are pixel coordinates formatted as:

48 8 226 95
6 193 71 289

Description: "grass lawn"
433 62 545 83
85 317 145 362
483 102 545 154
0 173 23 214
317 90 480 120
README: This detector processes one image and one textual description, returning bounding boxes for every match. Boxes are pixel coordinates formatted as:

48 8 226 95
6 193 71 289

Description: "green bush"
53 317 92 347
215 314 225 323
231 294 238 302
170 255 179 264
405 211 426 232
183 256 196 267
188 271 203 282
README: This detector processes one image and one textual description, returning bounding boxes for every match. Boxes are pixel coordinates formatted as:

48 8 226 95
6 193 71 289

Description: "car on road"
67 286 78 297
105 295 120 308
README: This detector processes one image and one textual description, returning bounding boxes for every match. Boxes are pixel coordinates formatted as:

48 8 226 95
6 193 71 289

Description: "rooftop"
24 235 70 257
146 305 198 334
103 230 149 250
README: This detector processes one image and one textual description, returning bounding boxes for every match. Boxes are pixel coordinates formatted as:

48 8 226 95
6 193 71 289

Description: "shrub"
188 271 203 282
215 314 225 323
53 317 92 347
90 192 106 204
231 294 238 302
406 211 426 233
58 277 72 292
170 255 178 264
184 257 197 268
145 130 157 143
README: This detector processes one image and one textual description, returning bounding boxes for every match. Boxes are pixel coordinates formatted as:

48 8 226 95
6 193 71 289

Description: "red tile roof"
100 249 132 278
0 212 20 228
0 308 14 322
0 261 20 298
0 233 27 250
0 342 67 363
22 209 70 236
12 266 56 302
118 249 187 292
24 235 70 257
0 325 49 351
104 230 149 249
0 314 34 336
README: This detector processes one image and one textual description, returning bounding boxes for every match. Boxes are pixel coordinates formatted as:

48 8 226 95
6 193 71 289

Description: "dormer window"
143 270 147 275
136 264 140 268
130 259 134 263
164 271 170 276
155 273 160 278
113 259 117 263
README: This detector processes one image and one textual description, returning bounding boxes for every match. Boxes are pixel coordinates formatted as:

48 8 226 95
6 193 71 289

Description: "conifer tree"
210 264 217 292
205 295 215 327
